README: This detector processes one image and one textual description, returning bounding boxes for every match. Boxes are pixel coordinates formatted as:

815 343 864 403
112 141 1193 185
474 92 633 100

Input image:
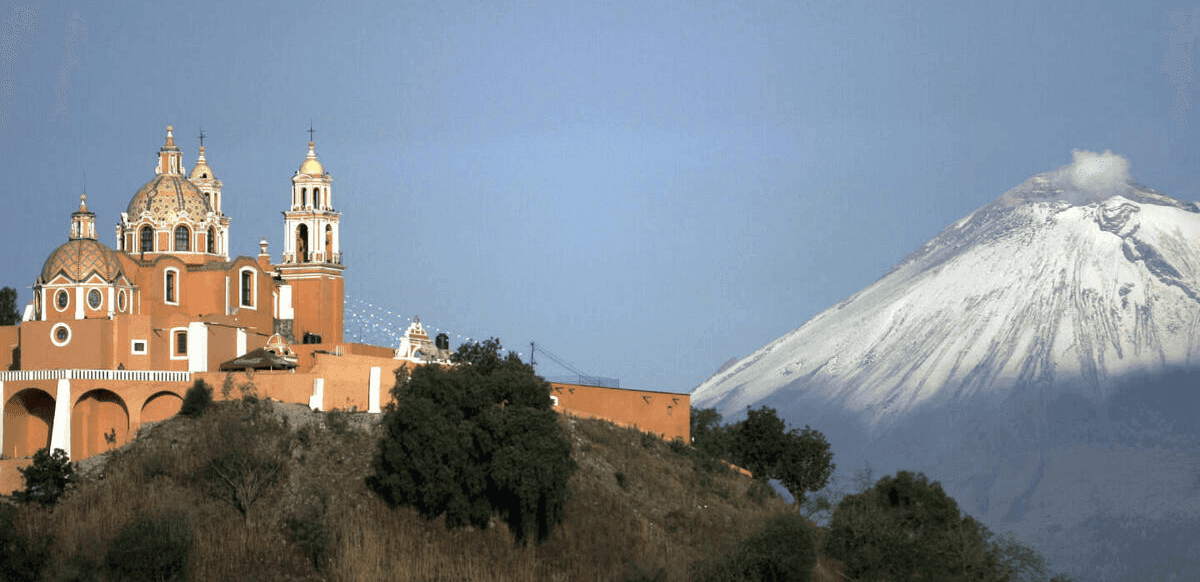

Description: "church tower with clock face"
276 137 344 345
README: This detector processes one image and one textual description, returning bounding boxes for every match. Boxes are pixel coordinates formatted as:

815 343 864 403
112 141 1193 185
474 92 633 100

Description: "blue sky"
1 0 1197 393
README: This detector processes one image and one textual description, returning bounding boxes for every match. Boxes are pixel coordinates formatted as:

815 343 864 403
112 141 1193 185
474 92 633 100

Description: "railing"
545 375 620 389
0 369 192 382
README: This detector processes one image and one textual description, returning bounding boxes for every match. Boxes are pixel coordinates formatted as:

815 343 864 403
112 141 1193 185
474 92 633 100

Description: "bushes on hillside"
15 447 76 507
179 379 213 417
199 402 292 521
367 338 577 546
0 504 52 581
698 512 818 581
104 515 192 581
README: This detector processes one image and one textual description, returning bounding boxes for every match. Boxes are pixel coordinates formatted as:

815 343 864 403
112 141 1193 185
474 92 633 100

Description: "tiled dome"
127 174 213 224
41 238 122 282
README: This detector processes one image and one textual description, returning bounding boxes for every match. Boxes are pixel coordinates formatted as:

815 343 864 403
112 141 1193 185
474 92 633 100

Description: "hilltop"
3 399 840 581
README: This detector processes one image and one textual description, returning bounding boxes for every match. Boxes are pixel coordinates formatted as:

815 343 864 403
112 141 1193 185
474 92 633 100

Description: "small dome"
298 141 325 176
189 146 215 181
127 173 213 224
41 239 122 282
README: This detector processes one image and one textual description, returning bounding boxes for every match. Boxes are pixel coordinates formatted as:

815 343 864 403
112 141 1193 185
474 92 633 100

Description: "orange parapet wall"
550 383 689 443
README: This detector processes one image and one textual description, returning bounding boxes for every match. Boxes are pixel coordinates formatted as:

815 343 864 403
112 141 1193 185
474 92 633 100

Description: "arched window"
325 224 333 262
240 268 255 308
175 225 190 251
296 224 309 262
140 226 153 253
207 227 215 254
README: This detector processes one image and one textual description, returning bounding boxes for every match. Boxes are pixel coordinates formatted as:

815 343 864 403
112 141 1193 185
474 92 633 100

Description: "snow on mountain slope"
694 173 1200 434
692 153 1200 580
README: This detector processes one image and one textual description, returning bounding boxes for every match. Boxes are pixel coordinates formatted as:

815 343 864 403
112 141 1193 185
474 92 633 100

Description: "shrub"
179 379 213 417
326 409 351 435
0 504 52 581
199 405 292 521
699 512 818 581
640 431 658 449
104 515 192 582
615 472 628 489
285 511 330 572
15 448 76 507
668 437 688 455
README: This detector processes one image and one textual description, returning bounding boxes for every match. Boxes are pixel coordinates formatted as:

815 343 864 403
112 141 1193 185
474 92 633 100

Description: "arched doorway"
3 389 55 458
73 389 129 458
141 391 183 424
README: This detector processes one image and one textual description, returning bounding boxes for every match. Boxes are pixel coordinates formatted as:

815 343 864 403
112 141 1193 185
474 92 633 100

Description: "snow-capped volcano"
695 172 1200 432
693 153 1200 580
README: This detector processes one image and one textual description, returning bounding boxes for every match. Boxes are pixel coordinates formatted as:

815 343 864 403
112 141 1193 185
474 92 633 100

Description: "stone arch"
3 389 55 458
73 389 130 459
141 391 183 424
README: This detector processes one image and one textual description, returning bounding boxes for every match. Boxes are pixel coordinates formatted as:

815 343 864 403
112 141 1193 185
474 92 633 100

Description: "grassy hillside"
3 400 839 581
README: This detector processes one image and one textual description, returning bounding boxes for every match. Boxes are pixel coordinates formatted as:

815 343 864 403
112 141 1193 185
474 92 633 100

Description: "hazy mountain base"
737 368 1200 582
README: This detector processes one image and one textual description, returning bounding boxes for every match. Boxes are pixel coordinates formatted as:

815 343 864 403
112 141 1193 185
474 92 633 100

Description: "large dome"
127 174 213 224
41 238 123 282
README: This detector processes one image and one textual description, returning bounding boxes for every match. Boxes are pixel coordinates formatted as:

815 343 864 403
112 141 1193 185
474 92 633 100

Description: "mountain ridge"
692 158 1200 580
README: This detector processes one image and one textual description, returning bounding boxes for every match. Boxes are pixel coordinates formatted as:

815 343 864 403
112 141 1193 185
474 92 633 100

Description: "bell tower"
276 133 344 344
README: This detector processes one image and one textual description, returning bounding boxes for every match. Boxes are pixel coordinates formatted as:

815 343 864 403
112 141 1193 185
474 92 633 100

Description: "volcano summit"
693 151 1200 580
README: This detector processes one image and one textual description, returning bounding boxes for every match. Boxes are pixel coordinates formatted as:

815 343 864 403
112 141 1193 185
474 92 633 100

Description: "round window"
51 323 71 346
117 289 127 312
88 288 102 310
55 289 69 311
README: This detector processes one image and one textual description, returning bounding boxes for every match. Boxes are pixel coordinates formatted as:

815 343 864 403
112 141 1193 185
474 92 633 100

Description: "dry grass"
4 401 837 581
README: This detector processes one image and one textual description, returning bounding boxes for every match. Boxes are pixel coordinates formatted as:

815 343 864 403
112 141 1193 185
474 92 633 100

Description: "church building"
19 126 343 373
0 126 688 494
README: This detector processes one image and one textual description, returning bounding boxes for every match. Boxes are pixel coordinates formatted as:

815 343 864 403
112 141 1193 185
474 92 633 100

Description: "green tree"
15 448 76 507
367 338 576 545
179 379 213 417
690 406 729 459
727 406 835 505
825 470 1007 582
0 286 19 326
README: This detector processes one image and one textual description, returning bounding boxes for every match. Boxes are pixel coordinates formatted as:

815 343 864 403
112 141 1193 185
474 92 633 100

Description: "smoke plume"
1049 149 1133 203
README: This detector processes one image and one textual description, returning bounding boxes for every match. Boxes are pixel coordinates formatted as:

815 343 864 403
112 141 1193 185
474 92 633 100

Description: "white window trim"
50 323 71 347
164 268 180 305
239 266 257 309
54 288 70 312
87 287 103 311
117 289 127 313
169 326 188 360
131 339 148 355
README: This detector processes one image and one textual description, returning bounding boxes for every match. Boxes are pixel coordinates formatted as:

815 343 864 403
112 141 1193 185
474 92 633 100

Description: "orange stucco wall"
1 378 186 461
550 383 690 443
0 326 19 370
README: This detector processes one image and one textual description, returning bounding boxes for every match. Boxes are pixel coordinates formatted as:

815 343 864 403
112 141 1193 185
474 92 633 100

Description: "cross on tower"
308 123 315 142
198 128 206 147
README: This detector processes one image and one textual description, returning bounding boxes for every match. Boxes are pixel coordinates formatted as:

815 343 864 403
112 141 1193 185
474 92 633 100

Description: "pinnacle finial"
165 125 175 147
78 190 87 212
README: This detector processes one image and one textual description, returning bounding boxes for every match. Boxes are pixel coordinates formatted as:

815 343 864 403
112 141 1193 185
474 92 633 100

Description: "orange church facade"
0 126 687 494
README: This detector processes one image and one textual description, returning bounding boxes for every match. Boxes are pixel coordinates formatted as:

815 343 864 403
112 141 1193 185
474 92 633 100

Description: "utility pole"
530 341 536 368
